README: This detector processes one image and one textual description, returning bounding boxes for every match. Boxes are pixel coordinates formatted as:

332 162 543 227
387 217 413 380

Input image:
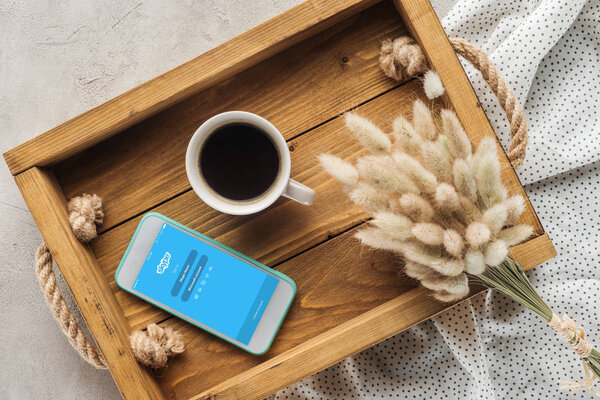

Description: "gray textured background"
0 1 450 398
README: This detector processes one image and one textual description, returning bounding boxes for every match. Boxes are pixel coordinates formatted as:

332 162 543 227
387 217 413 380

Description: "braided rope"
379 36 528 168
36 242 108 368
449 38 528 168
35 194 184 369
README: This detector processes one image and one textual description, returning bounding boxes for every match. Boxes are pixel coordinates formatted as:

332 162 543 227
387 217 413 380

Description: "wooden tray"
4 0 556 399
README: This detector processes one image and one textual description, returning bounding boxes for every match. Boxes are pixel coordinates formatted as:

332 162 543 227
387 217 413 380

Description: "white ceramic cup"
186 111 314 215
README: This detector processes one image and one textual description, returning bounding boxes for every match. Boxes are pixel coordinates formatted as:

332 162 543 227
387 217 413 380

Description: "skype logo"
156 252 171 274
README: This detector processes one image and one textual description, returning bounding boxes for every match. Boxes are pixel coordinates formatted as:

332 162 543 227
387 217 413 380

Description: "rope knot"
379 37 428 81
67 193 104 243
130 323 185 368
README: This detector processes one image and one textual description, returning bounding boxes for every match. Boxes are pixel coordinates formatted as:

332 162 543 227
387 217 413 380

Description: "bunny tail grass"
423 70 444 100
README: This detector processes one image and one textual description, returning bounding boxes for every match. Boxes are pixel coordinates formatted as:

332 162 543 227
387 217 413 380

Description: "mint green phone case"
114 212 296 355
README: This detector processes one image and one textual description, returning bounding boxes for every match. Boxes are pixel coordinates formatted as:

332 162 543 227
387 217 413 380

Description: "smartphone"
115 212 296 354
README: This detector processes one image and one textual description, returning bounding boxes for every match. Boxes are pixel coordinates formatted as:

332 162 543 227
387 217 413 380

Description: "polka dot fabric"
273 320 471 399
442 0 600 185
275 1 600 398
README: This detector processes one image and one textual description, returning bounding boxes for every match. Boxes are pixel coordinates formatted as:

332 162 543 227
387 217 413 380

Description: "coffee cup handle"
283 179 315 206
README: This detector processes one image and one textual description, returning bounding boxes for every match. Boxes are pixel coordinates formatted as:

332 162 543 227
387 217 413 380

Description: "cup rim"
185 111 291 215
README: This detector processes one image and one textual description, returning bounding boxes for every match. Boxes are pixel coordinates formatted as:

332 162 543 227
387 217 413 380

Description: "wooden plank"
393 0 544 236
3 0 381 176
155 228 554 399
53 1 406 232
92 80 429 330
14 168 164 400
511 233 556 269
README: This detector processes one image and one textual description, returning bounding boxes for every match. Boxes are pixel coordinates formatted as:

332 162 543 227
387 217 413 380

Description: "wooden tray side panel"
3 0 380 176
14 168 165 400
197 286 445 400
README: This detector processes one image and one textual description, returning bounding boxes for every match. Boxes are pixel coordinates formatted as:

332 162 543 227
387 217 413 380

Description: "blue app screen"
133 223 279 344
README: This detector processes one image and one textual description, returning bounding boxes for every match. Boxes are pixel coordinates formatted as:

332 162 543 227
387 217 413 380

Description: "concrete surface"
0 1 449 398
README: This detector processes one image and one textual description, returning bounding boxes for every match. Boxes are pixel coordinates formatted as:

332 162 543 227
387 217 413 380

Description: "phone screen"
132 222 279 345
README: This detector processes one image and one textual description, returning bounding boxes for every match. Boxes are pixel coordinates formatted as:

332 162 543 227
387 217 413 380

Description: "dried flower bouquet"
319 71 600 394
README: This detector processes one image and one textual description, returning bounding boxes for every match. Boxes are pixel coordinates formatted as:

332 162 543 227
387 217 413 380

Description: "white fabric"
446 0 600 185
275 0 600 398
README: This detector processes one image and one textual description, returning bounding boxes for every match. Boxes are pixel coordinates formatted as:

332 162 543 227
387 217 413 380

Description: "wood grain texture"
14 168 164 400
511 233 557 268
53 1 406 232
3 0 382 176
393 0 543 234
92 81 430 330
195 288 440 400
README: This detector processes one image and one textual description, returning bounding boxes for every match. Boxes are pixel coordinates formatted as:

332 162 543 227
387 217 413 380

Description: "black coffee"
200 123 280 201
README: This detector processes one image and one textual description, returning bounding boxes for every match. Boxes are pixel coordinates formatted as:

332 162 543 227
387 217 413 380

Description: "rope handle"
35 194 185 369
36 241 108 368
379 36 528 168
